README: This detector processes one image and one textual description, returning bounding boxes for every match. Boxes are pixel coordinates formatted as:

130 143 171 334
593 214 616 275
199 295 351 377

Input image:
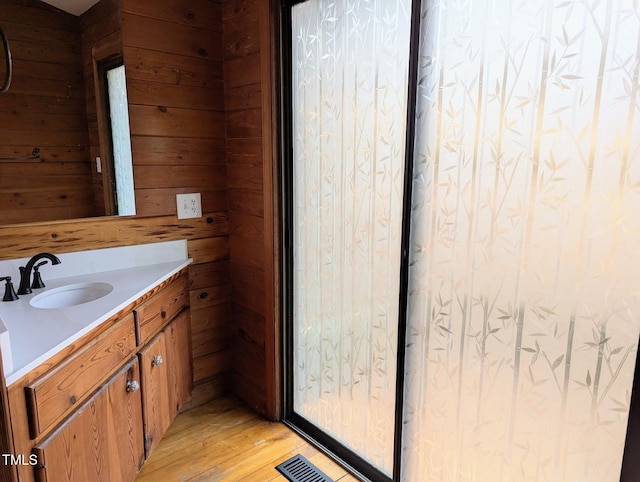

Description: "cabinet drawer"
25 314 136 438
134 273 188 345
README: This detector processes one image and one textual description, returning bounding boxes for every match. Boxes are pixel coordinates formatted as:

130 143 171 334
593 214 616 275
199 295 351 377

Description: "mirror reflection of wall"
0 0 134 225
106 63 135 216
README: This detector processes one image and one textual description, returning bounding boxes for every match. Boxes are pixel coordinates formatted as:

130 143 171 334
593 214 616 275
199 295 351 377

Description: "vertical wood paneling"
259 0 281 423
224 0 280 419
224 0 265 416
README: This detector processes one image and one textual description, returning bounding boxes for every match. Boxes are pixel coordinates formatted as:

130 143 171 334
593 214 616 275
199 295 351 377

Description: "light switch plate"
176 193 202 219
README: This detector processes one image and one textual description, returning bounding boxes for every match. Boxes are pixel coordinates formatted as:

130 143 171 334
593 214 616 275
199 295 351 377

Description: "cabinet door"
166 310 193 412
33 358 144 482
139 309 192 457
139 329 171 457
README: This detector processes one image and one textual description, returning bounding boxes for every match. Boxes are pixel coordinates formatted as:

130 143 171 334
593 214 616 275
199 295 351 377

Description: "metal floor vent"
275 454 333 482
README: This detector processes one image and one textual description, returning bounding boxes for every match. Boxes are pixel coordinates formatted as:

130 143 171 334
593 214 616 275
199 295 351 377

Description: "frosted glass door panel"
403 1 640 480
291 0 412 474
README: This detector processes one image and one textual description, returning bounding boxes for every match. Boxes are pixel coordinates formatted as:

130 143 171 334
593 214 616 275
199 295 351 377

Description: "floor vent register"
275 454 333 482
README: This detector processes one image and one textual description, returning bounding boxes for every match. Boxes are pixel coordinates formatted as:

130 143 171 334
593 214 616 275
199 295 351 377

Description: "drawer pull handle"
161 310 167 318
126 380 140 393
152 355 164 366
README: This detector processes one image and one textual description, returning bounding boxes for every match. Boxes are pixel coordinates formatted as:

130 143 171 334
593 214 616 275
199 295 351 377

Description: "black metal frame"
97 55 125 215
392 1 422 479
280 2 640 480
621 336 640 480
280 0 422 480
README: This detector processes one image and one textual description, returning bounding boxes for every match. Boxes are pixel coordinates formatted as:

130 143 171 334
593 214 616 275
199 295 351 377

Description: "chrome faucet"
17 253 61 295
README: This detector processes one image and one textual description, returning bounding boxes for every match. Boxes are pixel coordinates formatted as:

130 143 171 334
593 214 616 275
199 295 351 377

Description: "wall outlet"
176 193 202 219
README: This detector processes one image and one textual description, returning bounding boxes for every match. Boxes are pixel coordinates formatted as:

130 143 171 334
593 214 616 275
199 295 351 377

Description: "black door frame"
280 0 422 480
280 2 640 481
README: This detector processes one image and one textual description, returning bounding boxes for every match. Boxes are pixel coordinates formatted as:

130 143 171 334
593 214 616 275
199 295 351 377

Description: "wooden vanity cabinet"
32 359 144 482
4 270 192 482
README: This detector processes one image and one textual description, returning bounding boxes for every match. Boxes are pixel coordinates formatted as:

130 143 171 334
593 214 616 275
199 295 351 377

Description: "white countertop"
0 240 192 386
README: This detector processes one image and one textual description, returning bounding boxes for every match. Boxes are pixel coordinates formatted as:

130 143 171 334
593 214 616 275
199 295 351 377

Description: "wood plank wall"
224 0 280 420
0 0 95 224
121 0 227 219
120 0 231 405
79 0 123 216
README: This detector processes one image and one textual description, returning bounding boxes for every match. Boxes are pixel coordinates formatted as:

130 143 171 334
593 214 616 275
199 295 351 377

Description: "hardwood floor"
135 396 361 481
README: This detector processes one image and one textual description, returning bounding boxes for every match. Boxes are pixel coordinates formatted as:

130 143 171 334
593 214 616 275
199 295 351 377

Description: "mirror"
0 0 134 225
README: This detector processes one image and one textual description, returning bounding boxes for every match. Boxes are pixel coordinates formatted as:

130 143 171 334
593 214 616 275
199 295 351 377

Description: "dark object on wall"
0 25 11 93
0 148 41 162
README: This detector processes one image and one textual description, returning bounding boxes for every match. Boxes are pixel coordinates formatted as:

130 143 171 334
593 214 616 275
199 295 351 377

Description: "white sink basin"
30 282 114 309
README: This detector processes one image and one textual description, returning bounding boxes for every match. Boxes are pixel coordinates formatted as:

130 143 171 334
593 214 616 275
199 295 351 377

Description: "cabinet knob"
126 380 140 392
152 355 164 366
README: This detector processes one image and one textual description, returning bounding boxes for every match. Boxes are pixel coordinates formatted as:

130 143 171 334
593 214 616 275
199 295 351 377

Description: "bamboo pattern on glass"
291 0 412 475
403 0 640 481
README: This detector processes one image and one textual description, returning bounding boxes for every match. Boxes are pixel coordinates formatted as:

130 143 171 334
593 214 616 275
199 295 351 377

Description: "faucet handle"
31 261 48 289
0 276 19 302
17 266 29 295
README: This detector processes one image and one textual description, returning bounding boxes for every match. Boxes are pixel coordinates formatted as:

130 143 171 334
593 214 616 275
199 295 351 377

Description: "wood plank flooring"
135 396 361 482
